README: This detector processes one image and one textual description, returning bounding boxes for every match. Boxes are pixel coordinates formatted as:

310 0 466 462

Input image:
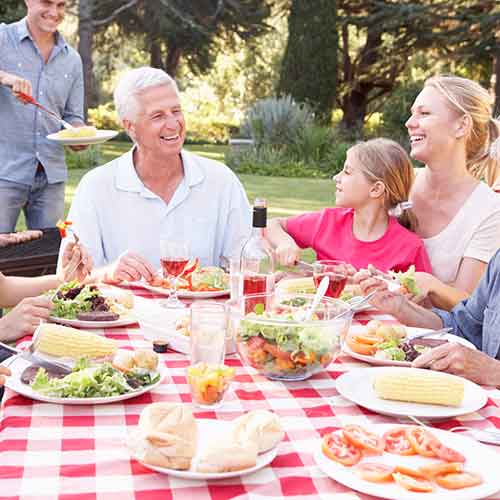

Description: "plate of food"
2 324 165 405
315 423 500 500
48 281 137 329
136 262 230 299
47 126 118 145
343 322 476 367
335 367 488 419
128 404 283 480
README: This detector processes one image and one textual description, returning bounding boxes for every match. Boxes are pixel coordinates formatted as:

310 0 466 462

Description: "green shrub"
289 125 335 164
65 145 101 170
185 117 233 144
88 103 121 130
241 95 314 148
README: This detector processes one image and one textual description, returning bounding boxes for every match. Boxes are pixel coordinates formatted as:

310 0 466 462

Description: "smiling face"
125 84 186 159
25 0 66 34
334 150 382 209
405 85 465 165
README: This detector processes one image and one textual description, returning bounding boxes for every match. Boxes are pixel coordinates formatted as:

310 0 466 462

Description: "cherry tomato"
435 471 483 489
418 461 464 479
392 472 434 492
322 432 362 466
343 425 385 455
345 335 377 356
383 427 416 456
356 463 394 483
405 426 440 457
430 442 466 463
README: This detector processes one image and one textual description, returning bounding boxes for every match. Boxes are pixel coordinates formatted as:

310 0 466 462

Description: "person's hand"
103 251 156 284
274 242 301 267
2 73 33 100
61 241 93 282
67 123 90 152
0 296 53 342
0 366 11 387
412 342 499 386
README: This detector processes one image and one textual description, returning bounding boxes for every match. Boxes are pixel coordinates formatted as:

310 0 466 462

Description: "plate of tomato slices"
315 423 500 500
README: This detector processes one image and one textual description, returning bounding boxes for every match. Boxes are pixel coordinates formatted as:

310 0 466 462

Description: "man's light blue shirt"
59 148 252 268
434 249 500 359
0 18 84 186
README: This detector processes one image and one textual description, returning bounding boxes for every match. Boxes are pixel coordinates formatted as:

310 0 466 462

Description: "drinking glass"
312 259 348 299
187 301 234 408
160 239 190 308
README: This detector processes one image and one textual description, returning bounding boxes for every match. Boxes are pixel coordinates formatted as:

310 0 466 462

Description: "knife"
408 327 453 340
16 348 73 376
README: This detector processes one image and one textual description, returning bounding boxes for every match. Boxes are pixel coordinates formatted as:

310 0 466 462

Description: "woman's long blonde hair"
348 138 418 231
425 75 500 187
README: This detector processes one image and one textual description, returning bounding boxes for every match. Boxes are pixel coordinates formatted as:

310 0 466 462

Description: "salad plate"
335 367 488 419
343 326 476 367
47 129 118 145
135 282 229 299
2 354 166 405
132 419 278 480
48 314 137 329
315 423 500 500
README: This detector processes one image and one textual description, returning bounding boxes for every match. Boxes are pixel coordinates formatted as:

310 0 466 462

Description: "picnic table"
1 285 500 500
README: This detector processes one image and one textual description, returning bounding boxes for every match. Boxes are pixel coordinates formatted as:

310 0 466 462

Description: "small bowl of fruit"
231 292 352 381
186 362 235 408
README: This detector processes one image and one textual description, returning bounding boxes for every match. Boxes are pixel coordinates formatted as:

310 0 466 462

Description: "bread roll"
112 350 135 372
196 440 258 473
130 403 197 470
232 410 284 453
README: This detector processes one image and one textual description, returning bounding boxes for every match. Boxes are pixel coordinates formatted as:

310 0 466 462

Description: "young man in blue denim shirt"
0 0 86 232
357 249 500 386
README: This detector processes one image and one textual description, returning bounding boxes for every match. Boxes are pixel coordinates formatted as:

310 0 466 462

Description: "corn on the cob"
36 324 117 358
373 370 464 407
277 277 316 294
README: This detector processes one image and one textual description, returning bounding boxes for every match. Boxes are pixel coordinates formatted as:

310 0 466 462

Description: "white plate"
335 367 487 419
315 423 500 500
2 354 166 405
133 296 236 355
46 129 118 145
135 281 230 299
133 419 278 480
48 314 137 329
343 326 476 367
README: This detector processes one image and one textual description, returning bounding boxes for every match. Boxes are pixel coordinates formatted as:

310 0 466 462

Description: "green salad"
50 280 104 319
31 358 160 398
190 266 228 290
390 265 421 296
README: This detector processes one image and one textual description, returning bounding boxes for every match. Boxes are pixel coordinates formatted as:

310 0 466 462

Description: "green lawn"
16 141 335 234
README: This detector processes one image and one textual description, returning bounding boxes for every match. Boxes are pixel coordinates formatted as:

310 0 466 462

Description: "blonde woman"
268 138 432 272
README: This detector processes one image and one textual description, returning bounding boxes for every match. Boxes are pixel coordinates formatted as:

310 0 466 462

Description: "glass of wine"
312 259 348 299
160 239 190 308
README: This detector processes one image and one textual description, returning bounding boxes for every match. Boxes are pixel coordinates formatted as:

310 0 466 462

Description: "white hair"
113 66 179 122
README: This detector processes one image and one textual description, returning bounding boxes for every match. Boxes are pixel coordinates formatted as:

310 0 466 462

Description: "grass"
16 141 335 238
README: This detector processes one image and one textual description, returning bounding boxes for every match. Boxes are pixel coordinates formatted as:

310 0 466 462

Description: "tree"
278 0 338 124
0 0 25 23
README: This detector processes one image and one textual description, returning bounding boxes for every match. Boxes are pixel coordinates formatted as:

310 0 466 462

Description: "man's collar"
17 17 68 50
115 148 205 196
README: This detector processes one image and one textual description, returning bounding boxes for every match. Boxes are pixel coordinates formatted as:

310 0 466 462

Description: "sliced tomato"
246 336 266 351
435 471 482 490
394 465 426 479
263 342 292 361
343 425 385 455
430 442 466 463
345 335 377 356
178 258 200 279
418 461 464 479
356 463 394 483
406 426 440 457
383 427 416 456
392 472 434 492
322 432 362 466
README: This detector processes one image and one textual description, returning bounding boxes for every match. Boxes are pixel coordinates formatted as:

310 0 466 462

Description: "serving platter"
46 129 118 145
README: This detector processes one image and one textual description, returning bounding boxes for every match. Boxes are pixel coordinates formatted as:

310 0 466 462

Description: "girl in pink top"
267 138 432 273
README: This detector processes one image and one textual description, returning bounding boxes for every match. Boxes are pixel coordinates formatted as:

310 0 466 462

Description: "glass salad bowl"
229 292 353 381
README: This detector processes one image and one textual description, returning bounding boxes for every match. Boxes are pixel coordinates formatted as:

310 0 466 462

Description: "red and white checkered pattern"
1 285 500 500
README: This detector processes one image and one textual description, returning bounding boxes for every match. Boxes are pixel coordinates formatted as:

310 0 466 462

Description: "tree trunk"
341 87 368 134
165 46 183 77
494 44 500 116
78 0 97 118
150 40 163 70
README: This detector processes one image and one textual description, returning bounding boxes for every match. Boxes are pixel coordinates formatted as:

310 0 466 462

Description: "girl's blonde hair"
425 75 500 187
349 138 418 231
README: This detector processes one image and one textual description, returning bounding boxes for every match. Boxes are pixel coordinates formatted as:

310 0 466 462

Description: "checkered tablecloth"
1 285 500 500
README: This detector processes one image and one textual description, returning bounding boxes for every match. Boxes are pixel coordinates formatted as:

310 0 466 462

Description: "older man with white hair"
59 67 251 283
